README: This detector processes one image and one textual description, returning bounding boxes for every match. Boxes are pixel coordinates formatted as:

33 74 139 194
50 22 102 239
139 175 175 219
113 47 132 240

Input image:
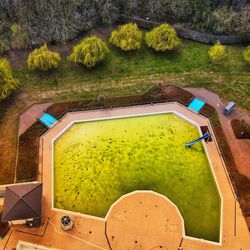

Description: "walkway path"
19 103 53 136
187 88 250 178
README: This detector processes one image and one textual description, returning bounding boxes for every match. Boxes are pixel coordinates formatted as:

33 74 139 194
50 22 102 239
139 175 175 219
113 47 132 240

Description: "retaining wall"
119 15 246 44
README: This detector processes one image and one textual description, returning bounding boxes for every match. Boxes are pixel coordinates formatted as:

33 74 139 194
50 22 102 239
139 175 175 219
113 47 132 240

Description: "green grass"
54 113 221 242
14 39 250 112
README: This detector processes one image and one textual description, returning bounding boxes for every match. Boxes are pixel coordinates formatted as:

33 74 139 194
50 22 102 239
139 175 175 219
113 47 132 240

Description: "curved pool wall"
53 112 221 243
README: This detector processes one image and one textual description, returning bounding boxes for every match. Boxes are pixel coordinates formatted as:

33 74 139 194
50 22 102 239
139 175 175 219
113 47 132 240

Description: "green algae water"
54 113 221 242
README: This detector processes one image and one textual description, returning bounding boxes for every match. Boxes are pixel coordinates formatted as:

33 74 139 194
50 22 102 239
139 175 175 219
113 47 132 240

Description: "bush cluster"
26 23 250 71
110 23 142 51
145 23 180 52
27 44 61 71
209 41 226 63
27 23 180 72
68 36 109 68
243 46 250 64
0 58 19 101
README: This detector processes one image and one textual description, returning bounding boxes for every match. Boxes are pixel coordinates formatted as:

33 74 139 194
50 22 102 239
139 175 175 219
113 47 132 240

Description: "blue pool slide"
185 133 211 148
39 113 58 128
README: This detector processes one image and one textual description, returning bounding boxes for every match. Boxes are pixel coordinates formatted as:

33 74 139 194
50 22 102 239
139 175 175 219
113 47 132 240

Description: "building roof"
1 183 42 222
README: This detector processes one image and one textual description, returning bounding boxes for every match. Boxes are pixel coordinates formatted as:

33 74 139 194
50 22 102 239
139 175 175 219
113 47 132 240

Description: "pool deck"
1 102 250 250
187 87 250 178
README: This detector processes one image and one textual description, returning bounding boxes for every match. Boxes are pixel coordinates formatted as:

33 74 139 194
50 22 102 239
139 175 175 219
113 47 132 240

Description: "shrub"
110 23 142 51
209 41 226 63
0 58 19 101
10 23 28 49
0 40 10 54
28 44 61 71
68 36 109 68
145 23 181 52
243 46 250 64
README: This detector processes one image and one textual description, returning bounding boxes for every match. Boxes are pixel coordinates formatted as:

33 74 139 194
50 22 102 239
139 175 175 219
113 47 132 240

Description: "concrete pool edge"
38 102 250 250
50 109 223 245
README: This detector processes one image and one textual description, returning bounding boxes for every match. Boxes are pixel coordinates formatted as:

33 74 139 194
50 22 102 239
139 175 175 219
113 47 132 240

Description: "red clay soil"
0 92 33 184
231 119 250 139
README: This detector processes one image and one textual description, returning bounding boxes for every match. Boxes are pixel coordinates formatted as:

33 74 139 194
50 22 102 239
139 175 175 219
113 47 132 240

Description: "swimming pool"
53 113 221 242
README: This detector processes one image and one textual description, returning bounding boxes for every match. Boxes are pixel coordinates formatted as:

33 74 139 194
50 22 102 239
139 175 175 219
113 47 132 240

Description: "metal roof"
1 183 42 222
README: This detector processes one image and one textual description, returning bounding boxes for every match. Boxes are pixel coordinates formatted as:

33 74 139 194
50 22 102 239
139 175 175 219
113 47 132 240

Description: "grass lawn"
14 38 250 111
54 113 221 242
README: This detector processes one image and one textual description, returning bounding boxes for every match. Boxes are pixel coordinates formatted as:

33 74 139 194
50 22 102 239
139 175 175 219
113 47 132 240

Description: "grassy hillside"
14 39 250 111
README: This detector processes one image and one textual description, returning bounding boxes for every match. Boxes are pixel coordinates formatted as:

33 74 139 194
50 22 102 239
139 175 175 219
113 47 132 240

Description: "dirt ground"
0 92 32 184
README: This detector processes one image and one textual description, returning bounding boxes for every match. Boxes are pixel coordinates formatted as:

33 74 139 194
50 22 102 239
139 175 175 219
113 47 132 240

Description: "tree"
110 23 142 51
243 46 250 64
236 4 250 41
68 36 109 68
145 23 181 52
10 23 28 49
212 6 237 34
209 41 226 63
98 0 119 26
27 44 61 71
0 0 119 45
0 40 10 54
0 58 19 101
